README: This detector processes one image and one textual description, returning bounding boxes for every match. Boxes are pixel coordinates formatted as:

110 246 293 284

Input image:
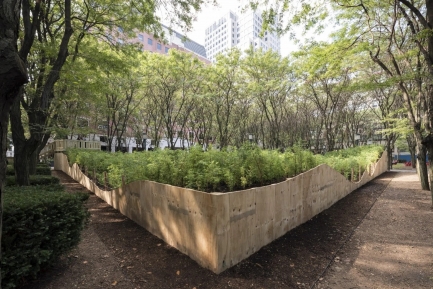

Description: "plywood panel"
274 181 290 239
228 189 255 267
210 193 230 273
149 182 169 243
123 181 142 223
290 176 303 229
165 185 189 252
139 181 154 232
311 166 323 217
302 171 314 223
254 185 275 249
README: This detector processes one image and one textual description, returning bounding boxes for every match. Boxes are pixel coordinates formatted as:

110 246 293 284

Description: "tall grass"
66 144 384 192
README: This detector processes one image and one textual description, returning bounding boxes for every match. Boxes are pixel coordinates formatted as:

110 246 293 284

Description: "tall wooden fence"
55 151 388 273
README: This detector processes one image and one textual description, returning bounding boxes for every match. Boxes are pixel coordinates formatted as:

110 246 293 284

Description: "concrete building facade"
127 25 210 63
205 8 280 62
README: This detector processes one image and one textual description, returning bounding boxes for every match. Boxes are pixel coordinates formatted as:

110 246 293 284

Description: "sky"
175 0 296 57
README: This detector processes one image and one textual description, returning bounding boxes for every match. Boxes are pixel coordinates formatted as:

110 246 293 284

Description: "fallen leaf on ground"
83 261 88 264
176 270 180 275
112 281 117 286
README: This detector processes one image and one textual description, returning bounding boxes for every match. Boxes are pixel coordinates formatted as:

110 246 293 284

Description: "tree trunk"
408 135 417 168
422 134 433 207
416 142 429 190
386 142 393 170
10 93 39 185
386 136 393 170
0 0 29 287
29 135 50 174
427 147 433 208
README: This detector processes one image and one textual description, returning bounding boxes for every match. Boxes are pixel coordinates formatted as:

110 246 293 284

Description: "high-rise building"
204 8 280 62
205 11 239 63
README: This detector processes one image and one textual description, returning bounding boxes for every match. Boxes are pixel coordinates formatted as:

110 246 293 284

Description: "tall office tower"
204 8 280 62
204 11 239 63
237 9 280 55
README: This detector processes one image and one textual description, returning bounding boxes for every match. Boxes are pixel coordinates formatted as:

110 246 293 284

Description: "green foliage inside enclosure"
1 186 89 289
67 145 384 192
316 145 385 180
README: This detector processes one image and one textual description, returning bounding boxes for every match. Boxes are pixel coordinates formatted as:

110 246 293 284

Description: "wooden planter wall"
55 152 388 273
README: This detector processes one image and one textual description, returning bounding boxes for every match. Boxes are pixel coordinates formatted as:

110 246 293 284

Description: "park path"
316 170 433 289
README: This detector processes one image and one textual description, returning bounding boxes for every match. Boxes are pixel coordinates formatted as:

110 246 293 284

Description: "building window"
138 34 144 41
157 43 161 50
148 38 153 45
165 47 169 53
118 27 123 33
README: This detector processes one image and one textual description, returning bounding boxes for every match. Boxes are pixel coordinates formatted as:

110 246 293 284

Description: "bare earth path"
19 170 433 289
316 171 433 289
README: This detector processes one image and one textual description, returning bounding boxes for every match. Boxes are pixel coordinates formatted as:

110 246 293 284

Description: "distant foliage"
66 145 384 192
5 175 59 186
5 165 14 176
6 163 51 176
2 186 89 289
34 164 52 176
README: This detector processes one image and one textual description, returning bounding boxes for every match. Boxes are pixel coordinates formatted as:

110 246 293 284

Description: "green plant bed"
6 165 14 176
67 144 384 192
34 165 52 175
6 164 51 176
2 186 89 289
6 175 60 186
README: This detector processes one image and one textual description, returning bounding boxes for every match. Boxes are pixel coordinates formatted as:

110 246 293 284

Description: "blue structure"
393 152 428 162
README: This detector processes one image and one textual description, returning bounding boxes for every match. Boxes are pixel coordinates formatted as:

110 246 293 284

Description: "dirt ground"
18 169 433 289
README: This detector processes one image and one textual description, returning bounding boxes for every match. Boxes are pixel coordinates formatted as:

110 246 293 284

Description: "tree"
8 0 217 186
91 48 147 152
206 49 243 149
243 49 293 149
0 1 215 286
145 51 203 150
333 0 433 195
260 0 433 203
0 0 29 285
295 41 356 151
